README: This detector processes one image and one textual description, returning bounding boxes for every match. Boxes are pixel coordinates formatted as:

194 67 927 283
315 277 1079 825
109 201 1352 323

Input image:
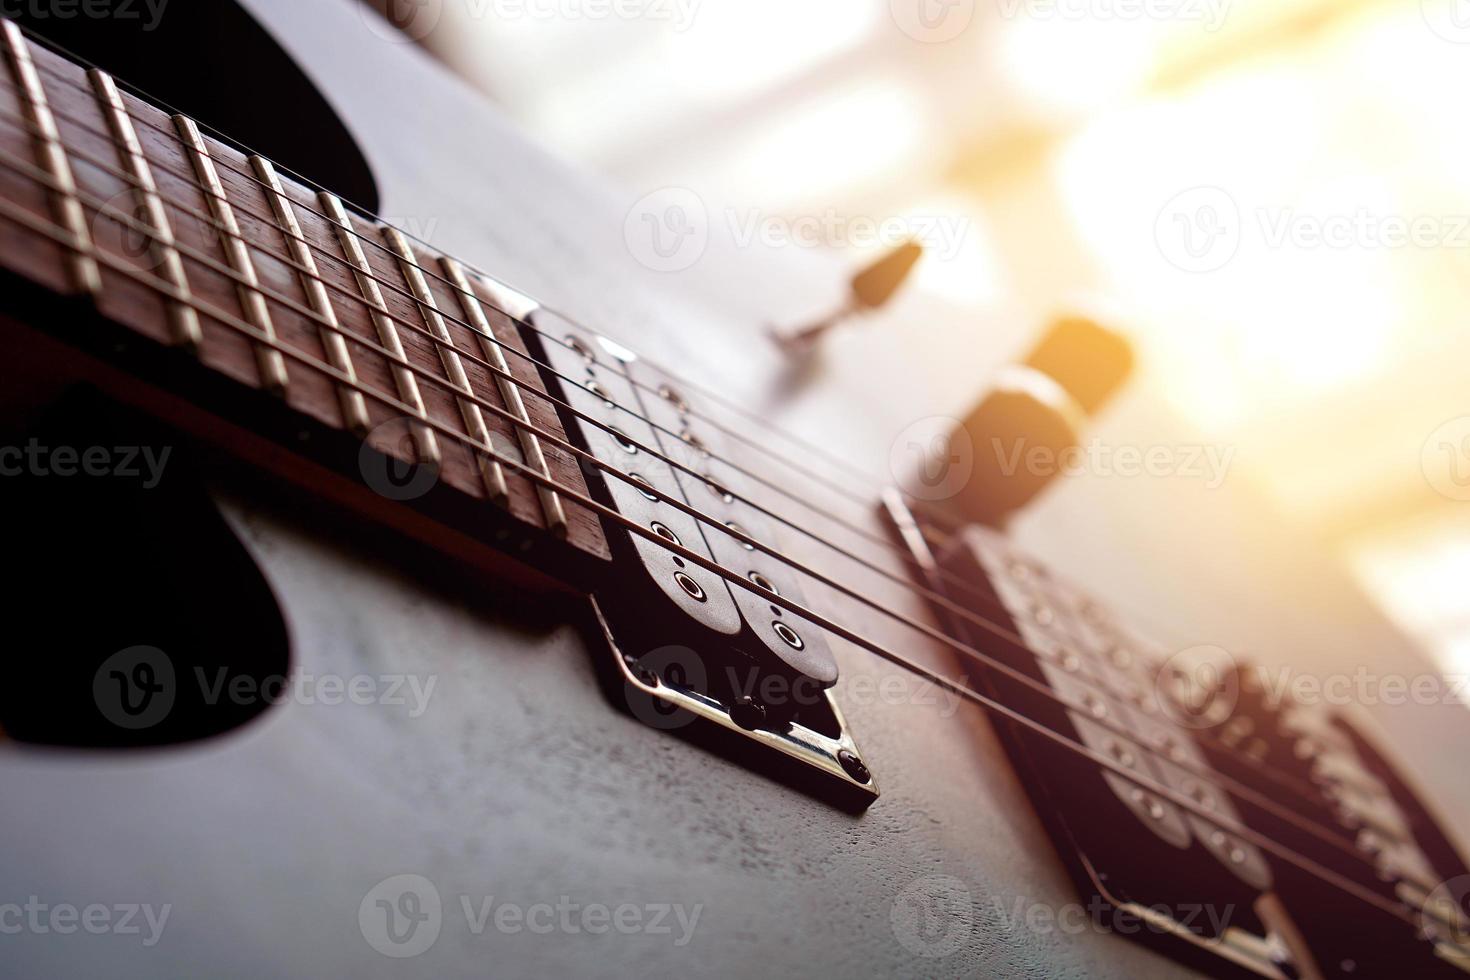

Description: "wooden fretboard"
0 20 608 562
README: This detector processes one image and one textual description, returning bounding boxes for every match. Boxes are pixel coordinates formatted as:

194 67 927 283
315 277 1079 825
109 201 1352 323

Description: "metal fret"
316 191 440 467
382 227 509 504
1 20 100 294
88 69 201 347
441 257 568 536
172 114 289 392
249 155 371 434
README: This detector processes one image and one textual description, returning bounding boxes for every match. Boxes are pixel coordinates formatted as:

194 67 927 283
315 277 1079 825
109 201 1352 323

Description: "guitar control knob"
935 312 1134 527
772 241 924 351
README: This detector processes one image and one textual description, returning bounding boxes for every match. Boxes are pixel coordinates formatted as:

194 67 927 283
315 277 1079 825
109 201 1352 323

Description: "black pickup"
888 503 1470 979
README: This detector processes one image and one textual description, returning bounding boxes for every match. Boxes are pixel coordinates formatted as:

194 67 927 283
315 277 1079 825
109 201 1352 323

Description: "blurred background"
369 0 1468 680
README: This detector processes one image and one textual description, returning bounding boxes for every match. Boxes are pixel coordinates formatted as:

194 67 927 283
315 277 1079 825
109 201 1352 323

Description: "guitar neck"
0 19 607 565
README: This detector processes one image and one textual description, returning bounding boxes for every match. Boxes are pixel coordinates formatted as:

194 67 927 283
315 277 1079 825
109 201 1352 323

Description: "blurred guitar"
0 2 1466 977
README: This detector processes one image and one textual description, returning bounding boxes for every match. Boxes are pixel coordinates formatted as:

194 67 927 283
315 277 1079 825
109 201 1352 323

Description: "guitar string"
0 180 1447 934
1 16 1444 893
0 192 1438 933
18 23 1280 728
0 119 1361 840
5 36 1428 875
18 52 1222 686
9 67 1014 609
0 66 1258 713
0 35 1413 845
12 20 1461 948
14 40 885 514
0 146 1421 895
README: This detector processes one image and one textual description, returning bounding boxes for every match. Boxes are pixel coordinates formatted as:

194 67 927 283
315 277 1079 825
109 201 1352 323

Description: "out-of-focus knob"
772 241 924 351
935 313 1134 527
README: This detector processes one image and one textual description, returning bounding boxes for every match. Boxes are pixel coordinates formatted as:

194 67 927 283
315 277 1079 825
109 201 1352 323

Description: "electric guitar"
1 3 1467 977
